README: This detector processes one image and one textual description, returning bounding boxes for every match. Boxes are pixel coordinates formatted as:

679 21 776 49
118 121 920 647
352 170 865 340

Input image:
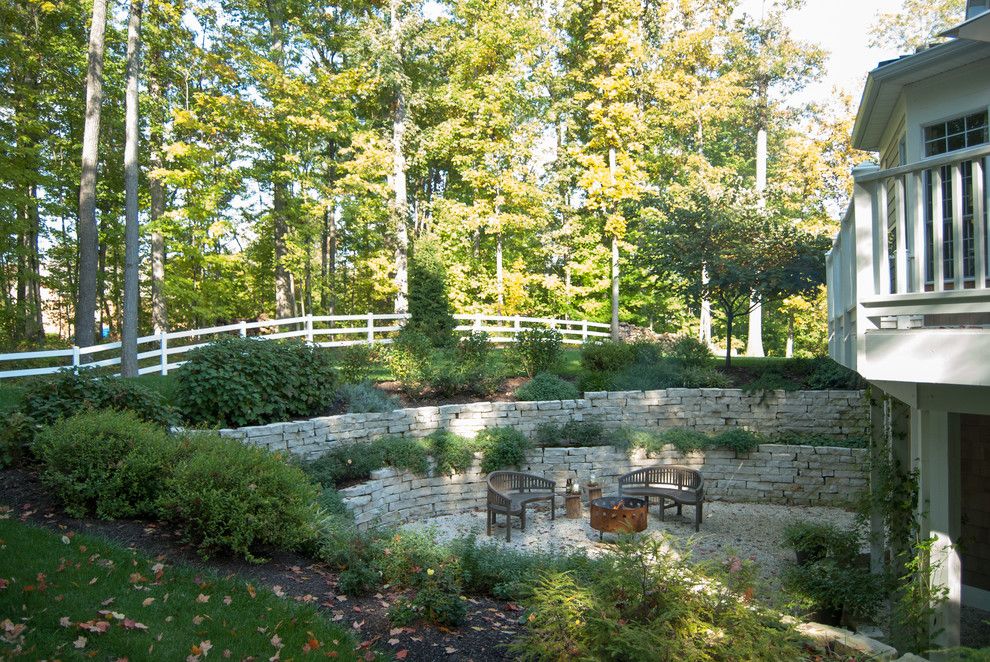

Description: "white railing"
0 313 611 380
826 144 990 372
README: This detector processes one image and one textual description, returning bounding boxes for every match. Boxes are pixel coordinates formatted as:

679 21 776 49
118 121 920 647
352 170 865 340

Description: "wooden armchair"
486 471 556 542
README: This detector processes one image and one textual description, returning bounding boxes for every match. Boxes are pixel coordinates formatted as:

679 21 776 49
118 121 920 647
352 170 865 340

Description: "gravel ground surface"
404 499 860 600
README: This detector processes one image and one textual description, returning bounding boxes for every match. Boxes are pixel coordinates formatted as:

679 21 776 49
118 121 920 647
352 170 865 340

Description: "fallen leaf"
222 650 231 659
271 634 282 648
222 596 232 605
122 619 148 631
59 616 72 628
196 594 210 603
246 584 256 599
192 615 204 625
272 585 285 598
142 597 155 607
61 535 70 545
199 640 213 656
445 646 458 654
74 636 87 649
351 620 364 630
395 651 408 660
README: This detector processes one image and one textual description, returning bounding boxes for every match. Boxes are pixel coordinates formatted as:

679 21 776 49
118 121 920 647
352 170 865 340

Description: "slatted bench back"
619 466 702 491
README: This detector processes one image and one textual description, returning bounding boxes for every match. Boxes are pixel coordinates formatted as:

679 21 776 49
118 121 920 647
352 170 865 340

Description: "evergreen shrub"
175 337 337 427
515 373 579 401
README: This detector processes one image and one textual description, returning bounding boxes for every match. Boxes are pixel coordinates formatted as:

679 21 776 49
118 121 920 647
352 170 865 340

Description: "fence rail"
0 313 611 380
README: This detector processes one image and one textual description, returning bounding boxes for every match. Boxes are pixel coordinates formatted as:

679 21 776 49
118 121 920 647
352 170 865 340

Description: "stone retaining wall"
220 389 868 459
339 443 869 529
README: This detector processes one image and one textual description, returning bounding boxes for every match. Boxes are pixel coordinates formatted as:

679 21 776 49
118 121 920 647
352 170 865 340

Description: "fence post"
72 346 80 369
305 314 314 344
239 320 247 338
474 313 482 332
367 313 375 345
160 332 168 375
582 321 588 342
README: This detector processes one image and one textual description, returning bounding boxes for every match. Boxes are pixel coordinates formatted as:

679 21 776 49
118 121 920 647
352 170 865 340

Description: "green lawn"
0 518 362 660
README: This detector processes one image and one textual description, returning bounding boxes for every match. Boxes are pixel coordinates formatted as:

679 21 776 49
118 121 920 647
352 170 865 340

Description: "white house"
825 0 990 647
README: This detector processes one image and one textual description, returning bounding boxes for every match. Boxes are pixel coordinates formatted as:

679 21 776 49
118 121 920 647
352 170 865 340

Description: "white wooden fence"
0 313 611 380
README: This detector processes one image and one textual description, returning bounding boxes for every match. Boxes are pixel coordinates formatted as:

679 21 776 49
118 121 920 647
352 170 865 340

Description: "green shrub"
783 557 883 627
807 358 864 390
425 430 476 475
679 364 732 388
515 373 579 401
0 412 38 468
658 427 709 454
389 560 467 627
340 381 399 413
303 436 432 488
668 335 713 367
514 327 563 377
387 331 503 398
406 238 457 347
21 369 177 428
580 340 635 375
560 420 605 446
160 433 318 561
35 410 179 519
609 360 682 391
175 337 337 427
510 536 804 661
712 427 764 454
773 431 869 449
478 427 530 473
782 521 843 565
337 345 378 384
458 331 491 364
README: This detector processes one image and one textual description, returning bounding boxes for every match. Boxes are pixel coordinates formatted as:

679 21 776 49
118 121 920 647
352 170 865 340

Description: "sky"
735 0 910 106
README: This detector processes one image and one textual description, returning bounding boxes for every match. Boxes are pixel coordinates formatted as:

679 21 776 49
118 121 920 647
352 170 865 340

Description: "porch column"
916 409 962 648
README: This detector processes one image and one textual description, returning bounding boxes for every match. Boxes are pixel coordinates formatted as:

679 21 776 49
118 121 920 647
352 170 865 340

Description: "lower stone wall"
339 443 868 529
220 389 868 459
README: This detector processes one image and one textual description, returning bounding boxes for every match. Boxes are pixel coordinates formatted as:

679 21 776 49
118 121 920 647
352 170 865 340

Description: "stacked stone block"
219 388 868 459
338 444 868 529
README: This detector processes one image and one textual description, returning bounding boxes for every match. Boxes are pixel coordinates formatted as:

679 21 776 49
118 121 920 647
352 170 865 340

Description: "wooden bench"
486 471 556 542
618 466 704 532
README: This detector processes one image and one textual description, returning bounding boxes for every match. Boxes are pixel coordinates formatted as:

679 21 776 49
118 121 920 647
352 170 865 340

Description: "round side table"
586 484 603 504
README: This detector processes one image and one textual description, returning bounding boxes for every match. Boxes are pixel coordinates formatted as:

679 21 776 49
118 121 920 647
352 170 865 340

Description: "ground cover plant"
174 337 337 427
515 373 579 401
0 519 360 660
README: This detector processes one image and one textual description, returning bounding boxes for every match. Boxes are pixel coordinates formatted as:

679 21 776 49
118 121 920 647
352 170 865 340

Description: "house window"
924 111 988 157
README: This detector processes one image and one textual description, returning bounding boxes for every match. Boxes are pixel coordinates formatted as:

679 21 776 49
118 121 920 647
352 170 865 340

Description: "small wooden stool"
586 483 602 504
564 493 582 519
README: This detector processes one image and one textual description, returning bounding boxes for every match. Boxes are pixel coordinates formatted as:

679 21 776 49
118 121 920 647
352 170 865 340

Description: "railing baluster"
877 177 891 295
974 157 987 289
895 176 908 293
951 162 965 289
933 167 945 292
911 171 925 292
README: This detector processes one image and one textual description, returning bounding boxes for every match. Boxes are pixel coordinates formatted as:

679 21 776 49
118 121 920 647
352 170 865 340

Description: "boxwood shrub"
160 433 319 561
175 337 337 427
35 410 179 519
515 373 580 401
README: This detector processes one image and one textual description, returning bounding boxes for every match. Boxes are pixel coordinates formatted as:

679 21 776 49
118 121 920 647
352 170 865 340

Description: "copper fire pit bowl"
590 496 648 541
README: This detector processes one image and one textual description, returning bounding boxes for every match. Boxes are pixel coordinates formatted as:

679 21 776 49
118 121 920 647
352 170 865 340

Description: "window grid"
924 111 988 157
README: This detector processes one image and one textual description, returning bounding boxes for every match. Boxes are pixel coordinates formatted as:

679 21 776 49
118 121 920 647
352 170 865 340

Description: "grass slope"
0 518 362 660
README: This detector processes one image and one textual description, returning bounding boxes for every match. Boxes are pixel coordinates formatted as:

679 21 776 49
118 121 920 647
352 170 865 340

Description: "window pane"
968 127 989 147
926 139 945 157
967 112 988 129
926 124 947 140
948 118 966 135
948 133 966 151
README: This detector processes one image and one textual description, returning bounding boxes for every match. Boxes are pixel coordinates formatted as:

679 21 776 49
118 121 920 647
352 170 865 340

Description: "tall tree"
75 0 109 346
121 0 143 377
870 0 963 51
389 0 411 314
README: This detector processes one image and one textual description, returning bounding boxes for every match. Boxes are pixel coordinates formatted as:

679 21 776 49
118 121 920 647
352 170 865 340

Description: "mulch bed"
0 468 523 661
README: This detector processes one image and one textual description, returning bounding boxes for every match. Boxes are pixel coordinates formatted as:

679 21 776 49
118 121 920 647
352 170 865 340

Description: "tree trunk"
26 187 44 342
745 126 768 358
148 56 167 334
608 147 620 342
724 311 734 368
321 203 337 315
75 0 108 348
267 1 294 320
390 0 409 314
495 231 504 312
121 0 143 378
786 314 794 358
699 263 711 345
273 182 294 318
